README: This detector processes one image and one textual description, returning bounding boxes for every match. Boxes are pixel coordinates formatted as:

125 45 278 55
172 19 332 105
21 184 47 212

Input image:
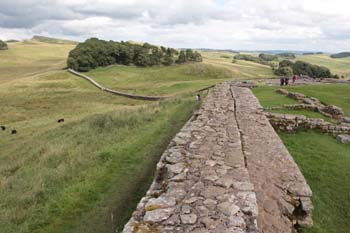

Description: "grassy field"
253 84 350 117
295 54 350 78
200 50 275 79
0 40 237 233
280 132 350 233
0 40 75 83
253 85 350 233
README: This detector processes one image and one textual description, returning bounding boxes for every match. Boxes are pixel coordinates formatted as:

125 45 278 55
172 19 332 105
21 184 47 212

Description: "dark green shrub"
0 40 8 50
67 38 202 71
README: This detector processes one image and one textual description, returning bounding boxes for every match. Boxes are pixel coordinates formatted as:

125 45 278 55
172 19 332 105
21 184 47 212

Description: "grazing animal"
0 126 5 130
57 118 65 123
11 129 17 134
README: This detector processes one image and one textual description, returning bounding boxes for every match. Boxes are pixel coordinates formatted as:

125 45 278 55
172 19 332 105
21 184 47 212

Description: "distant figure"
0 126 5 131
57 118 65 123
292 75 297 83
280 77 285 86
11 129 17 135
285 77 290 86
195 94 201 101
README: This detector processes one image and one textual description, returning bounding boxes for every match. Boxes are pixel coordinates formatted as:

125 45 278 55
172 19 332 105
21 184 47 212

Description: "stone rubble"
265 112 350 135
275 88 346 121
122 83 313 233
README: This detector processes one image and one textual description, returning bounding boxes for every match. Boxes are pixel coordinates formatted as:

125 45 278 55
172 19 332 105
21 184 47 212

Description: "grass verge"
0 97 199 233
280 131 350 233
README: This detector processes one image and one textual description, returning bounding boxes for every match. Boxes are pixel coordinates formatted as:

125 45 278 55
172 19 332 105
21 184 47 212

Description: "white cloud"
0 0 350 52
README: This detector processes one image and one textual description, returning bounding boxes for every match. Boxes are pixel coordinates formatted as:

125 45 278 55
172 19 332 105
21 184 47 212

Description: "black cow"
57 118 65 123
0 126 5 131
11 129 17 134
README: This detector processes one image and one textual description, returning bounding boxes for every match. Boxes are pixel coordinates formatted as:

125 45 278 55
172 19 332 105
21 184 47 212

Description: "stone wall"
68 69 164 101
276 88 346 121
265 112 350 135
122 84 313 233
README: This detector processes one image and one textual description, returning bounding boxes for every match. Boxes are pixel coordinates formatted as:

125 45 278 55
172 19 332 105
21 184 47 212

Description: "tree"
274 66 293 76
163 54 174 66
0 40 8 50
177 51 187 63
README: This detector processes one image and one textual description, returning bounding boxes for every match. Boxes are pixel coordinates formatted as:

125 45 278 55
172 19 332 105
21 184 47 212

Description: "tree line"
274 60 333 78
233 53 278 65
0 40 8 50
67 38 202 72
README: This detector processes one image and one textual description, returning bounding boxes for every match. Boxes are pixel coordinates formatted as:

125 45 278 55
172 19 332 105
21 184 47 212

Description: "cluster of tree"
67 38 202 72
6 39 19 43
0 40 8 50
302 52 323 55
277 53 296 59
233 53 279 65
258 53 278 61
274 60 332 78
330 52 350 58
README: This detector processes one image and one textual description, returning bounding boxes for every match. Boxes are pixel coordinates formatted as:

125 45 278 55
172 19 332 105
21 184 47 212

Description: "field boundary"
68 69 165 101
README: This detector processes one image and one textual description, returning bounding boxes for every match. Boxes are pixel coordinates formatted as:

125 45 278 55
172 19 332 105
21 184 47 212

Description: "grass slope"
85 63 234 96
0 40 75 83
200 50 275 78
253 85 350 232
253 84 350 117
1 41 229 233
0 97 198 233
280 132 350 233
295 54 350 78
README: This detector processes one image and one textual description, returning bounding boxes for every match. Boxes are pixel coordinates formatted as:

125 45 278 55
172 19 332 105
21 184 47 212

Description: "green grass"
0 40 75 83
0 41 225 233
85 62 243 96
0 97 199 233
279 132 350 233
200 50 275 79
295 54 350 78
253 84 350 117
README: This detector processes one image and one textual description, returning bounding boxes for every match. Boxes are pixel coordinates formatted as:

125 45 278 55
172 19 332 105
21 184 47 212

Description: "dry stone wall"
122 84 312 233
265 112 350 135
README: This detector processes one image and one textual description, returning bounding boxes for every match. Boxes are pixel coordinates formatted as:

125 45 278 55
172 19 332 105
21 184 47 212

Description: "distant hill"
330 52 350 59
31 35 78 45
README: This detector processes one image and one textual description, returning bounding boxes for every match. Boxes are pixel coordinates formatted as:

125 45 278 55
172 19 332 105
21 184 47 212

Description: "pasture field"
0 40 75 83
0 40 239 233
295 54 350 78
253 85 350 233
280 132 350 233
200 50 275 79
253 84 350 116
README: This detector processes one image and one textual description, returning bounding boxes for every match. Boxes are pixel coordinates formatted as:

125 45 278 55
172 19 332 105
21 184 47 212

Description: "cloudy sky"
0 0 349 52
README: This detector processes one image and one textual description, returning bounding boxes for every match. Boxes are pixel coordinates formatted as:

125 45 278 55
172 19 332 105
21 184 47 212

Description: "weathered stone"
217 202 240 216
203 199 217 210
143 208 174 223
180 214 198 224
145 195 176 211
232 182 254 191
181 204 191 214
337 134 350 144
